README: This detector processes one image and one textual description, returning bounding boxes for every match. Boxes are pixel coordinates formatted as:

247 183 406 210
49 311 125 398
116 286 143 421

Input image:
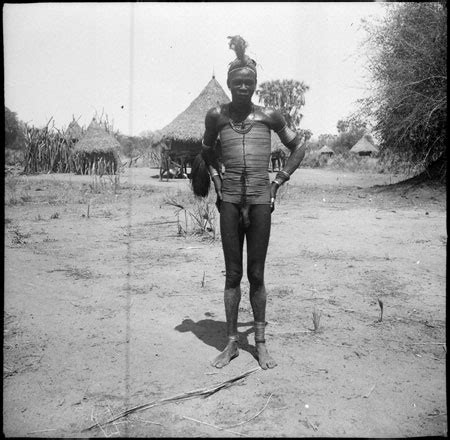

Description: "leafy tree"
359 2 447 181
332 117 368 154
256 79 310 130
336 117 367 135
5 106 25 150
318 133 338 148
298 128 313 142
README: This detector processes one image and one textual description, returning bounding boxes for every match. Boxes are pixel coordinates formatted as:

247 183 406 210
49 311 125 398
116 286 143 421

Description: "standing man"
191 36 306 369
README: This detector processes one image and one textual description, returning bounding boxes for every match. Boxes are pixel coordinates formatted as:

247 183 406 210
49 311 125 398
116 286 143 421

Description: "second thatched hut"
350 135 379 157
319 145 335 156
72 119 121 175
65 118 83 143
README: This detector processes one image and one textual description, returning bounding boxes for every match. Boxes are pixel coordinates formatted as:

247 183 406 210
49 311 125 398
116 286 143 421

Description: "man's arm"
273 126 306 185
201 107 223 199
267 109 306 209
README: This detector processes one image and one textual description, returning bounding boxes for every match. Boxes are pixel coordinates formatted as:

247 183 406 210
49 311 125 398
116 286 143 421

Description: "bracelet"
211 170 219 177
202 140 213 149
272 179 283 187
277 170 291 180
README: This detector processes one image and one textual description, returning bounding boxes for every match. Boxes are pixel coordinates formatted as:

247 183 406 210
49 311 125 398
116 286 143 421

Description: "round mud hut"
158 76 230 177
350 135 379 157
72 119 121 175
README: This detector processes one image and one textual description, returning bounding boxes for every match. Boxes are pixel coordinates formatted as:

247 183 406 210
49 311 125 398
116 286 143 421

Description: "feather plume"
227 35 248 61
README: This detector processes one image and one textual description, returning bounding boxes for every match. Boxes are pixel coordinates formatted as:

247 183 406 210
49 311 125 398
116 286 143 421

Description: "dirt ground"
3 167 447 438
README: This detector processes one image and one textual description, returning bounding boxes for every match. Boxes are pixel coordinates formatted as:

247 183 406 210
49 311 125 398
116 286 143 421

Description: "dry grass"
163 189 220 240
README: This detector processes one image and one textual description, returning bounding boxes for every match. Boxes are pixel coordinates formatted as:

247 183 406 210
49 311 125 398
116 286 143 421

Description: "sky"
3 2 388 138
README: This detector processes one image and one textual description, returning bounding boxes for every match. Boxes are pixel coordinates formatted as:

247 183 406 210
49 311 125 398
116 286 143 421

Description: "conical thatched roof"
319 145 334 154
73 119 121 153
66 118 83 140
350 135 379 154
160 77 230 142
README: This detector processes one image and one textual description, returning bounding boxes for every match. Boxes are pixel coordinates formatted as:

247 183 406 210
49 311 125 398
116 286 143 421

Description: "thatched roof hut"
66 118 83 141
72 118 121 175
319 145 334 155
159 76 230 160
161 76 230 142
350 135 379 156
74 119 120 154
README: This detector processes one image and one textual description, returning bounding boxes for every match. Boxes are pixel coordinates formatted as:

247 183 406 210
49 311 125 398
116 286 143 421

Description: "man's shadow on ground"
174 317 258 360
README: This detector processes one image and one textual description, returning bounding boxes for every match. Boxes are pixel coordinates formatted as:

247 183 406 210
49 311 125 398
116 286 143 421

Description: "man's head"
226 36 257 104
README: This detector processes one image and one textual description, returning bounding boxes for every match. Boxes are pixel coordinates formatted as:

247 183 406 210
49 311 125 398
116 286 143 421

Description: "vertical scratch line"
124 3 135 437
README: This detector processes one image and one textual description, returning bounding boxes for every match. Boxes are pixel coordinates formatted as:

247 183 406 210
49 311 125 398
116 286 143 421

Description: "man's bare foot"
256 342 277 369
211 340 239 368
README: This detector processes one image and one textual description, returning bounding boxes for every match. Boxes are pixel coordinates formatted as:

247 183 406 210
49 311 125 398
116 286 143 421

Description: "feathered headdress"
227 35 257 77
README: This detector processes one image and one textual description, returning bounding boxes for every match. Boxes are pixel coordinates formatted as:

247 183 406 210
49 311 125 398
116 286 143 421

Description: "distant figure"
270 149 286 171
191 36 306 369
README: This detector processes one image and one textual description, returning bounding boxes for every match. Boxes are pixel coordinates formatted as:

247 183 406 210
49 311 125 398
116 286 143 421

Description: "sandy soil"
3 167 447 437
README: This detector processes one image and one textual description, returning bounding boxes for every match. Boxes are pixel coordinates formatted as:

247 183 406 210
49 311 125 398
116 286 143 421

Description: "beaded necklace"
229 104 255 134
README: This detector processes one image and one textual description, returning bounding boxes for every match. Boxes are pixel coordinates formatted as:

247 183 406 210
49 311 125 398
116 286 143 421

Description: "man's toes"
211 357 223 368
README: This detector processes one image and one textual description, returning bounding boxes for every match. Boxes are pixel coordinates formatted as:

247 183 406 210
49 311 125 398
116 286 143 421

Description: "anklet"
254 321 266 345
228 335 239 342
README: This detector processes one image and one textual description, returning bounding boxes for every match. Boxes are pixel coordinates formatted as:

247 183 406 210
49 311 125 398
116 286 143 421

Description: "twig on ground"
363 384 376 398
93 413 109 438
201 271 206 287
377 298 384 322
132 416 163 426
380 338 446 347
82 367 260 432
304 417 319 431
426 411 447 418
27 429 57 434
226 393 273 428
182 416 250 437
408 342 446 345
266 330 313 335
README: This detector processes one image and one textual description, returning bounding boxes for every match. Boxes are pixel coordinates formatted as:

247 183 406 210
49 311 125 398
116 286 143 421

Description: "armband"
273 170 290 186
276 124 297 145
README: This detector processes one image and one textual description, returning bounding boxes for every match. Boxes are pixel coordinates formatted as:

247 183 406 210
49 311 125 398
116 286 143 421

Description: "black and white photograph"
3 2 446 437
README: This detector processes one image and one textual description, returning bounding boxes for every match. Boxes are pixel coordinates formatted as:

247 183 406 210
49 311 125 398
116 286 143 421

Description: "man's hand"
270 181 279 213
212 175 223 212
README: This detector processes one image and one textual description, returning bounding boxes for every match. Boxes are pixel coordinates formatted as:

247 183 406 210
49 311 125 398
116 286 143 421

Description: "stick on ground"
182 416 251 437
82 366 260 432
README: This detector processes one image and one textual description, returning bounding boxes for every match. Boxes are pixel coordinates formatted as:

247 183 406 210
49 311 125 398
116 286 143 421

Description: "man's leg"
211 202 245 368
247 204 277 369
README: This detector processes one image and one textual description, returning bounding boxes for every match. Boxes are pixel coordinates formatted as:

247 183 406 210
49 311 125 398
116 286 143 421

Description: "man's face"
227 68 257 106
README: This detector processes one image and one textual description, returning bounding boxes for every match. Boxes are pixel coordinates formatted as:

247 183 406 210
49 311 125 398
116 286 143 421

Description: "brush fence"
23 126 119 175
